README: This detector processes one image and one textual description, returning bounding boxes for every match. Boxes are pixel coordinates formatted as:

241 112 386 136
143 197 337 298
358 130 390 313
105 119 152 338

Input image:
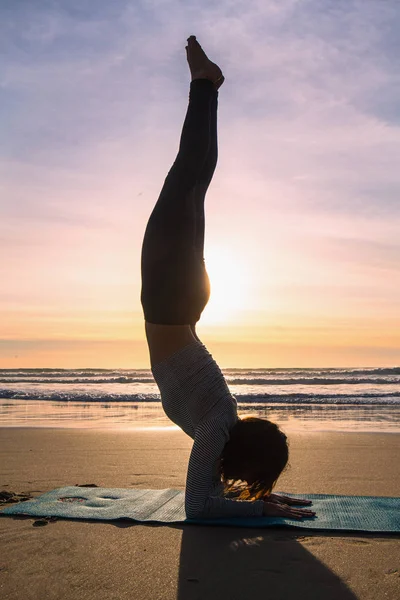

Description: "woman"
141 35 315 520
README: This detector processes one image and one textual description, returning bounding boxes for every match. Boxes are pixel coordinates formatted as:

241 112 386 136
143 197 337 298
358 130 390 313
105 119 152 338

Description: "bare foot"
185 35 225 90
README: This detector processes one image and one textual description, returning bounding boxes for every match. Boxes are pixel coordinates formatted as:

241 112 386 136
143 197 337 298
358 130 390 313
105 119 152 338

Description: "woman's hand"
267 493 313 507
262 500 316 520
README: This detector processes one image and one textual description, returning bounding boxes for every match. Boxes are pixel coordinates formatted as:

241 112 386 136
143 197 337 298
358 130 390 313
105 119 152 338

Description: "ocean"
0 366 399 432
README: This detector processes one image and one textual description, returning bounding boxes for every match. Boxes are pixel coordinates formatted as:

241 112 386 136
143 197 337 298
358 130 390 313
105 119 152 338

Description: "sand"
0 427 399 600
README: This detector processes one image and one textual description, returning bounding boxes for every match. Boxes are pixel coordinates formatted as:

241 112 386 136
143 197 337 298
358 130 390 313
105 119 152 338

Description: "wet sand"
0 427 399 600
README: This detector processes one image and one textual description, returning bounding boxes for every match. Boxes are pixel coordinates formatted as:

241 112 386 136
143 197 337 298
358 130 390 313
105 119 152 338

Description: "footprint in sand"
384 568 399 577
294 536 324 546
75 483 98 487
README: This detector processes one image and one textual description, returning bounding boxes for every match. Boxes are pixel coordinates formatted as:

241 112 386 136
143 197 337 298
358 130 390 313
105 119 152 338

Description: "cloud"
1 0 399 362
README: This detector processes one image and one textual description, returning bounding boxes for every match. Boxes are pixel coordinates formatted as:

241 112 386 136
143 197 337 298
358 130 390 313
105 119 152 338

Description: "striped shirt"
151 340 264 519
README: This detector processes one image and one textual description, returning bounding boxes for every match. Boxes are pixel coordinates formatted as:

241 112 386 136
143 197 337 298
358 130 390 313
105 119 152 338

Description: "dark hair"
220 416 289 500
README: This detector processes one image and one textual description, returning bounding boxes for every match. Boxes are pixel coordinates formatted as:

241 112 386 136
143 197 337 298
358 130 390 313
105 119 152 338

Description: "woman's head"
220 416 289 499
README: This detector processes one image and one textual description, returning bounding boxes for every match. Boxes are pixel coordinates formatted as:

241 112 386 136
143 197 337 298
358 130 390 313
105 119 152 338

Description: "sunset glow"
1 1 399 368
201 244 254 325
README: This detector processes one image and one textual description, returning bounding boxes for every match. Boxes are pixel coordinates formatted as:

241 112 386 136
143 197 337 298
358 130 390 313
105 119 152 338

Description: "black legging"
140 78 219 325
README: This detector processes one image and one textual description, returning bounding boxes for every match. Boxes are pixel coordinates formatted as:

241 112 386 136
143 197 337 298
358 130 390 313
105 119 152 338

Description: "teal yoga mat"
1 487 399 533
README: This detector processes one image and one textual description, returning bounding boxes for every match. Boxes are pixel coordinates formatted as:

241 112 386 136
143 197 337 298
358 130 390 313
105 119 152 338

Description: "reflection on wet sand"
0 399 399 432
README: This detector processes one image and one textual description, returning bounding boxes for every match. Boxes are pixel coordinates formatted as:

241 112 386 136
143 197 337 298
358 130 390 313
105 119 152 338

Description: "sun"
200 243 253 325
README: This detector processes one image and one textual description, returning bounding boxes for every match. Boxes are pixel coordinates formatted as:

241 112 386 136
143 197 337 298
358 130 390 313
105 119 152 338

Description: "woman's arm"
185 414 316 520
185 415 265 519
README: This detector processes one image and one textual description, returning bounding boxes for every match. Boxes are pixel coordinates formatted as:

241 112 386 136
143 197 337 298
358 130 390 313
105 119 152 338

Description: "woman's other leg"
192 91 218 260
189 91 219 340
141 78 217 325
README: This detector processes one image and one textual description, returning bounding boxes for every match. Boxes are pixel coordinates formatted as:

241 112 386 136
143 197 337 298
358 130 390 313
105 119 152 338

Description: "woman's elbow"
185 501 207 520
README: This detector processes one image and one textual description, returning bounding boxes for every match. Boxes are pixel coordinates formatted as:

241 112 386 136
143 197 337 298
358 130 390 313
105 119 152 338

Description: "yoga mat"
1 487 399 533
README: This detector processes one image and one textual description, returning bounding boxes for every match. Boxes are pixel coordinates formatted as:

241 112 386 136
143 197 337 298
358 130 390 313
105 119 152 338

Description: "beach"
0 427 399 600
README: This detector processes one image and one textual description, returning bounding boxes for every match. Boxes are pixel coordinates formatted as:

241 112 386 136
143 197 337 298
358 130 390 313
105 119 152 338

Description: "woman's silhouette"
141 35 315 520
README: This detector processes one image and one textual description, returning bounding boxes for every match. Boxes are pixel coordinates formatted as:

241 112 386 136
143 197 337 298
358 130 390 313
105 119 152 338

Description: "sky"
1 0 399 368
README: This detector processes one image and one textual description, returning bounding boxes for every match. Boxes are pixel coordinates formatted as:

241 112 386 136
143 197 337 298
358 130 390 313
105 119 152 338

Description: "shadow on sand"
3 514 362 599
176 525 357 600
111 519 364 599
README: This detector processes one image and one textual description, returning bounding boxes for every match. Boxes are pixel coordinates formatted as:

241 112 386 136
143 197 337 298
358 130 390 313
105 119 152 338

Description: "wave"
0 366 398 377
0 370 150 378
224 367 400 376
0 375 399 386
0 389 399 405
230 367 400 376
227 377 400 386
0 377 154 385
236 392 400 404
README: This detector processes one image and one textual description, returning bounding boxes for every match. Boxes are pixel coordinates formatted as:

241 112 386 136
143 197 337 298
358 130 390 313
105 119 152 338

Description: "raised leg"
192 91 218 258
141 36 224 326
141 79 217 325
